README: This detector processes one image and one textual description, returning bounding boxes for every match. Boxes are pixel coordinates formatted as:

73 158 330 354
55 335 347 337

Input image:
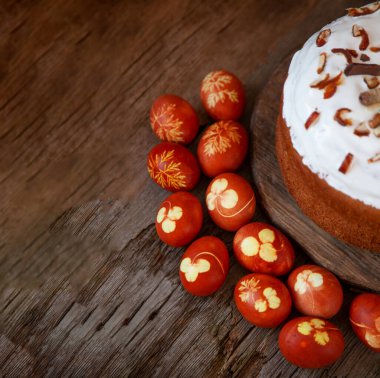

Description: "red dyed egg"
234 273 292 328
206 173 256 231
200 70 245 120
233 222 295 276
279 317 345 368
287 265 343 318
150 94 199 144
197 120 248 177
179 236 229 296
155 192 203 247
147 142 200 191
350 293 380 352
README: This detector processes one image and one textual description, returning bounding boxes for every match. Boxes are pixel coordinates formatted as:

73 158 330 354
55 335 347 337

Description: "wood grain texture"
0 0 379 377
251 54 380 292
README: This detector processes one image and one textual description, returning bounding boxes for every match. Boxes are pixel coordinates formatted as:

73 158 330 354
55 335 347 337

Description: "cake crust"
276 105 380 252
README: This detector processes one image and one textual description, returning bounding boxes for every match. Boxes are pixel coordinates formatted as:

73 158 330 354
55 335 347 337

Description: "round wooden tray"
250 54 380 292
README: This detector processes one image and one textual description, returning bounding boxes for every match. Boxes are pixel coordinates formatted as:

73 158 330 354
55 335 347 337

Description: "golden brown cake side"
276 105 380 252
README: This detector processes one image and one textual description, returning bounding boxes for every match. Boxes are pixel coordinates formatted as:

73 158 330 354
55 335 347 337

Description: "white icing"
283 4 380 210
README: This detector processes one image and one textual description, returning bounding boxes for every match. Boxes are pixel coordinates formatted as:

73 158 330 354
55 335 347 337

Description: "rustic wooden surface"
1 0 379 377
251 54 380 292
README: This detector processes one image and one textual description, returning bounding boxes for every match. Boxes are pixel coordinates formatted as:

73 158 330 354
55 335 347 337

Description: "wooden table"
1 0 379 376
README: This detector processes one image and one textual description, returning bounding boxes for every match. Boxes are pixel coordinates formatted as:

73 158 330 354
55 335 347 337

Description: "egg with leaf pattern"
147 142 200 191
206 173 255 231
233 222 295 276
179 236 229 296
200 70 245 120
234 273 291 328
350 293 380 352
287 265 343 318
156 192 203 247
279 316 345 368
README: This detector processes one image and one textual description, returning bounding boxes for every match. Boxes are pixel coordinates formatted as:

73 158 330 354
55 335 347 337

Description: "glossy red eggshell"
206 173 256 231
150 94 199 144
155 192 203 247
287 264 343 318
200 70 245 120
179 236 229 296
147 142 200 192
197 120 248 177
279 316 345 368
350 293 380 352
234 273 292 328
233 222 295 276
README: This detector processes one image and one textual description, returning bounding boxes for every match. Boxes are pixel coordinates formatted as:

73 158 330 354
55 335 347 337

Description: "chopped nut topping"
334 108 352 126
305 111 320 130
316 29 331 47
339 153 354 174
369 114 380 129
345 63 380 76
360 53 370 62
310 72 342 99
347 2 380 17
360 88 380 106
368 152 380 163
354 123 370 137
374 127 380 138
310 74 330 88
331 48 352 63
348 49 359 57
364 77 379 89
317 53 327 74
327 73 343 99
352 25 370 51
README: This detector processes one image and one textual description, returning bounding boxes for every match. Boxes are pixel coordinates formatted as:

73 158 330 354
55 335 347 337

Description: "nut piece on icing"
359 88 380 106
334 108 353 126
369 114 380 129
364 77 379 89
360 53 370 62
354 123 370 137
339 153 354 174
310 72 343 99
368 152 380 163
305 111 320 130
317 53 327 74
347 2 380 17
316 29 331 47
331 48 353 63
352 25 370 51
374 126 380 138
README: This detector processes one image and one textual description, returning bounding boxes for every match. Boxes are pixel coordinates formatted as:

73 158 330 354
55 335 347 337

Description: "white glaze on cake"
283 3 380 209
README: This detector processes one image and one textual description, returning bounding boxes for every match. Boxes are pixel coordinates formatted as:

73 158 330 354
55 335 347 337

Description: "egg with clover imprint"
206 173 256 231
150 94 199 144
234 273 291 328
147 142 200 191
233 222 295 276
200 70 245 120
179 236 229 296
279 317 345 368
155 192 203 247
197 120 248 177
350 293 380 352
287 265 343 318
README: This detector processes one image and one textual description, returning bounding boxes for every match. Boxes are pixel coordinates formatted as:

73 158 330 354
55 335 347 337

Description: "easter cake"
276 2 380 252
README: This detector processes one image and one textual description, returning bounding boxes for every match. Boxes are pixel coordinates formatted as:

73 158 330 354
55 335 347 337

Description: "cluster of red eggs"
146 70 380 368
